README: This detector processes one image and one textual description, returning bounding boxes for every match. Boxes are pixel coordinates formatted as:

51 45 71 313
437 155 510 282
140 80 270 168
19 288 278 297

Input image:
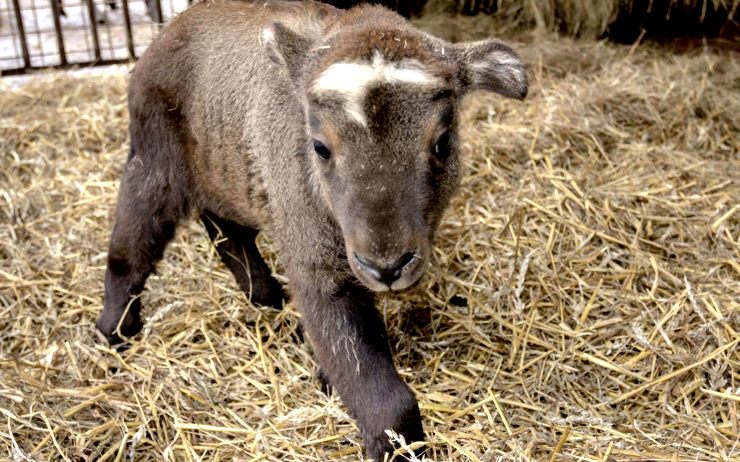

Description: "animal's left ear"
261 22 314 81
454 40 528 100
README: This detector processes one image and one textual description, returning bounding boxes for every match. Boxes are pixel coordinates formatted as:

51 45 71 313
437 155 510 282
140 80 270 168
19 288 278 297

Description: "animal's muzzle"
354 251 417 287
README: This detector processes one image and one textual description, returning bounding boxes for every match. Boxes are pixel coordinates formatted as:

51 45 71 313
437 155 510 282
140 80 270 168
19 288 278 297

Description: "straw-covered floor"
1 17 738 462
420 0 739 39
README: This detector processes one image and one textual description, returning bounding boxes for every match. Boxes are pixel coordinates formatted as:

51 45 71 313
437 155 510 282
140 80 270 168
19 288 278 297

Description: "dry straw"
1 16 739 462
421 0 739 38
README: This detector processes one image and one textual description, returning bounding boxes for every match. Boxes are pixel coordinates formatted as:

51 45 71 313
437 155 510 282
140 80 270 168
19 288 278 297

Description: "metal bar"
0 6 23 72
1 57 134 76
28 0 47 65
49 0 67 66
153 0 163 25
10 0 31 69
85 0 102 62
120 0 136 59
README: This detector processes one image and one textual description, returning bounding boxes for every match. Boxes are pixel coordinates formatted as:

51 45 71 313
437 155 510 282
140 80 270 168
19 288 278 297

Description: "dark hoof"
366 396 424 461
249 278 286 310
103 333 137 351
95 304 143 349
96 321 143 350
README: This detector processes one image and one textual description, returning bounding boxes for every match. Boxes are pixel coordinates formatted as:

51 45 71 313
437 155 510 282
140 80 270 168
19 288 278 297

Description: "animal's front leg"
296 279 423 461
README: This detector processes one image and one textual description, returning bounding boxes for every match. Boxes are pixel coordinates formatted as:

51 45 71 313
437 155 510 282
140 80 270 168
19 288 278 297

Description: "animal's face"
304 53 461 291
263 13 527 292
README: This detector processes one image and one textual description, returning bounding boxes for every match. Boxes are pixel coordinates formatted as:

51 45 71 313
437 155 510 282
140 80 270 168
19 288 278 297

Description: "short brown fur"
96 1 527 459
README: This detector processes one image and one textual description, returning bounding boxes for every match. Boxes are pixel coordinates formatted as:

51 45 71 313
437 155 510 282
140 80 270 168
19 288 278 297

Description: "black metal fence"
0 0 192 75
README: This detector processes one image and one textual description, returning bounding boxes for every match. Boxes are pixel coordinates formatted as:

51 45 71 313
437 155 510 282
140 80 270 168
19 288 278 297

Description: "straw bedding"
420 0 738 39
1 18 738 462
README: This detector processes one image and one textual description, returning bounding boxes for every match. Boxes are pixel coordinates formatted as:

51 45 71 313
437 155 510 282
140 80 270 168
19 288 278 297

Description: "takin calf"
96 0 527 459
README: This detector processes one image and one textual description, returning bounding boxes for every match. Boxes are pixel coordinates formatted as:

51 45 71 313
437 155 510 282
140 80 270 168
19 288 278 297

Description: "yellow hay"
1 19 738 462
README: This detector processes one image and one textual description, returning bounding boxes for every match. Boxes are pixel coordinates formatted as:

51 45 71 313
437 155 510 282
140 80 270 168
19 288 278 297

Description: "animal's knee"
107 251 131 276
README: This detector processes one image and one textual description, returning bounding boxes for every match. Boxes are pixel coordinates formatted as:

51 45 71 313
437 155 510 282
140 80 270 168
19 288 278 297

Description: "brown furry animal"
96 1 527 459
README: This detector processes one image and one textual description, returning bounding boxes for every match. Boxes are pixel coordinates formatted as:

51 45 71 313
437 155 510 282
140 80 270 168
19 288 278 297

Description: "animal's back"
127 0 338 228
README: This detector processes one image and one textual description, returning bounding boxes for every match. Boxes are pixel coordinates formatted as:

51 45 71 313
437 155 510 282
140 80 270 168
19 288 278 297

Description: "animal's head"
263 6 527 292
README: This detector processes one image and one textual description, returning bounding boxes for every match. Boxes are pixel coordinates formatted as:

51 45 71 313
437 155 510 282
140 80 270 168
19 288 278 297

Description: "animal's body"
96 0 526 459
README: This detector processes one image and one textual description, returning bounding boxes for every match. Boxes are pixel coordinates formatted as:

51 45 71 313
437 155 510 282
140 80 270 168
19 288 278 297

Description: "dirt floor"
1 16 738 462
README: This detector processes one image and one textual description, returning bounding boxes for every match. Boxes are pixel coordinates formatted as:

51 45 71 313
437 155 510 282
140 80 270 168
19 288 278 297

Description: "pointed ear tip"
517 83 528 100
499 72 527 100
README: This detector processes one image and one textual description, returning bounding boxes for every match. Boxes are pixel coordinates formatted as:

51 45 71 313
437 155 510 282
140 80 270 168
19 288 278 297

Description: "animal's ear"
261 22 313 80
454 40 528 100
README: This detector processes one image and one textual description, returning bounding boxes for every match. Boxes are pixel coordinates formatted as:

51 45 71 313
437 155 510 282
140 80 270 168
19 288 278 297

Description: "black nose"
354 252 416 286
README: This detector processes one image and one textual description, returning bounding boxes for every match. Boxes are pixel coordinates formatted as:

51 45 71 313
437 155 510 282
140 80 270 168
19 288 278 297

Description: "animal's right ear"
454 39 528 100
261 22 313 81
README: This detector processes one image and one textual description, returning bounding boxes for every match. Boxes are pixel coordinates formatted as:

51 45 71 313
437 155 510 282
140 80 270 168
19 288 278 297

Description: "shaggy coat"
96 1 527 459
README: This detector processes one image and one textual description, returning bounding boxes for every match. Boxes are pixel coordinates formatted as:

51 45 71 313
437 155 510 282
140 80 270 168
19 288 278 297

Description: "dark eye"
313 139 332 160
432 131 453 160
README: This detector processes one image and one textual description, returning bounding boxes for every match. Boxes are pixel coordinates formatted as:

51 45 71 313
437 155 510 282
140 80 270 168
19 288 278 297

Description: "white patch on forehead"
312 53 443 127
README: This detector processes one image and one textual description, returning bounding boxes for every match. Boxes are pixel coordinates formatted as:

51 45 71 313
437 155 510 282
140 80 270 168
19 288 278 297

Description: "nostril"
354 253 374 270
391 252 416 277
354 252 416 285
354 253 382 280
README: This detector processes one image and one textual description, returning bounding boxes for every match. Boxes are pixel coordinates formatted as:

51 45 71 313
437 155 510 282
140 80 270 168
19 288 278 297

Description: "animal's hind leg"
201 212 285 309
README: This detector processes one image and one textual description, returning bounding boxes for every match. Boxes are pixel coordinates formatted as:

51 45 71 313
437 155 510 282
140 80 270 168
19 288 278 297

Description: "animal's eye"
432 131 453 160
313 139 332 160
